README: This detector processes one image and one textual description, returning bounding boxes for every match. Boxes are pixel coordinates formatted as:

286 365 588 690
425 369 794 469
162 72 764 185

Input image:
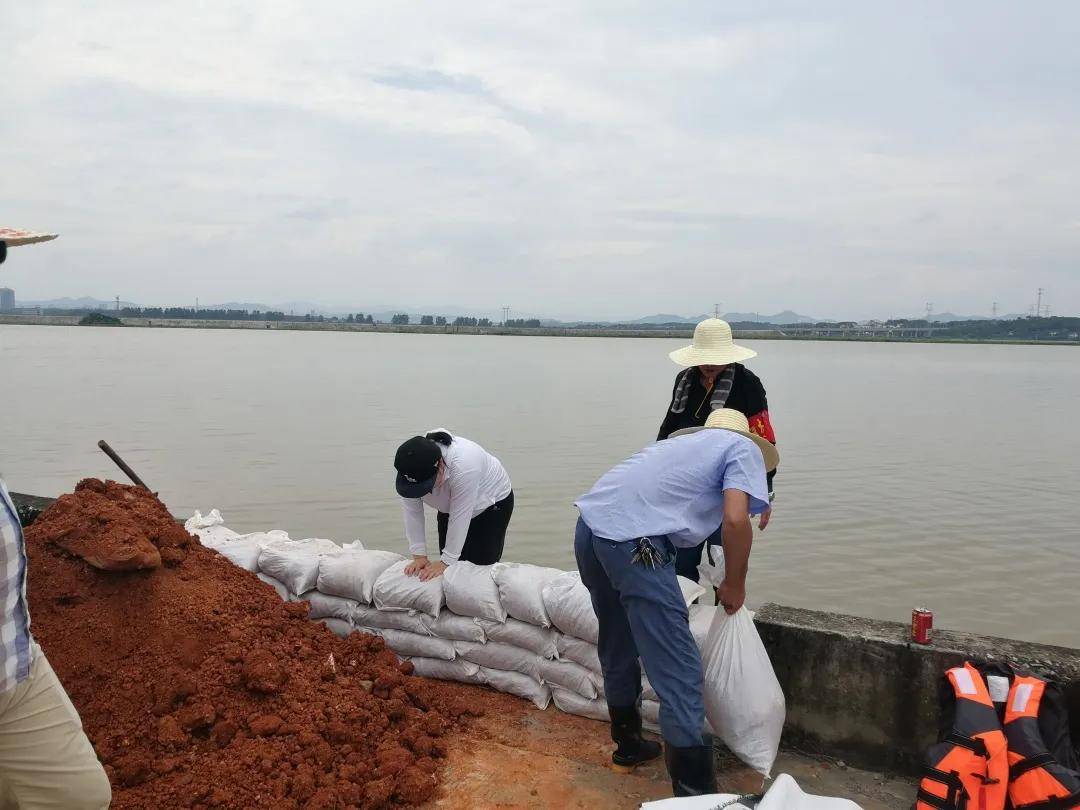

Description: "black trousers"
437 491 514 565
674 525 723 583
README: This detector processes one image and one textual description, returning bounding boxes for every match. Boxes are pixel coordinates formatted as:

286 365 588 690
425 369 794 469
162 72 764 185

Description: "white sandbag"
362 627 456 661
491 562 564 627
479 618 558 658
696 544 725 588
556 634 602 674
372 560 445 618
257 572 291 600
353 606 432 636
258 538 341 596
300 590 358 622
318 617 354 638
214 536 264 571
479 668 551 710
407 656 486 685
640 773 862 810
542 572 599 644
442 562 507 622
544 572 704 645
317 545 402 604
688 604 717 649
455 641 539 677
551 687 609 721
185 508 225 532
678 575 708 606
426 612 486 644
537 658 598 699
701 607 784 776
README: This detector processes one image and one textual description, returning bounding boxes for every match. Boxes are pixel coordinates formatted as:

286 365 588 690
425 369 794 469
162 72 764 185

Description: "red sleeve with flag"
748 410 776 444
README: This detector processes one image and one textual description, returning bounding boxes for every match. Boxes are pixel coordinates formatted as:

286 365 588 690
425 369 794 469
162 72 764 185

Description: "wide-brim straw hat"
670 408 780 472
669 318 757 367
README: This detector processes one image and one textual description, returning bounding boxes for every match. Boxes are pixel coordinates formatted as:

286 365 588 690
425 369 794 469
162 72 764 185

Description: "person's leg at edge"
593 537 716 797
674 541 705 583
0 650 111 810
574 518 661 772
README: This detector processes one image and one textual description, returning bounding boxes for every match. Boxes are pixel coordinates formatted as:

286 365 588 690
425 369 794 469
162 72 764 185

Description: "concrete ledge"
755 603 1080 774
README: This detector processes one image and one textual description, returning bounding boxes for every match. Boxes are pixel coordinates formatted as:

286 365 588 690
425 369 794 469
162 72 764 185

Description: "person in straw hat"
573 408 778 797
657 318 778 584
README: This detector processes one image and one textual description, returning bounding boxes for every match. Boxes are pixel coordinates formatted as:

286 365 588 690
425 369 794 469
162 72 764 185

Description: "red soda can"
911 608 933 644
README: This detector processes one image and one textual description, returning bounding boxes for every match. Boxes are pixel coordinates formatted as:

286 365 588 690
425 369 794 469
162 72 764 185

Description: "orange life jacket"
1003 674 1080 810
917 662 1009 810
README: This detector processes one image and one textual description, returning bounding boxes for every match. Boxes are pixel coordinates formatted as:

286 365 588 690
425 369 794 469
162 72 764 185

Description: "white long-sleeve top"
401 431 512 565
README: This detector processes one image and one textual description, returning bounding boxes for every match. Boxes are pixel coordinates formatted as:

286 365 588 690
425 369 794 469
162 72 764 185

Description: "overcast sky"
3 2 1079 320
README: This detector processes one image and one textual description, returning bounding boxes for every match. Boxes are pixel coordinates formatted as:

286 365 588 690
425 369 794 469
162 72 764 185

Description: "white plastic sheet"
639 773 862 810
700 607 784 776
317 545 403 604
479 668 551 710
373 560 445 617
442 562 507 622
491 562 564 627
479 618 558 658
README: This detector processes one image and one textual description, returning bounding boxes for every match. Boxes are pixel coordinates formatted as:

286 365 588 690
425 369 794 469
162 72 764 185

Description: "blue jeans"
574 517 706 747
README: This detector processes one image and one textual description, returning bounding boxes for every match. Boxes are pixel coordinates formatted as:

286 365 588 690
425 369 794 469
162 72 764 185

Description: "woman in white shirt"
393 430 514 581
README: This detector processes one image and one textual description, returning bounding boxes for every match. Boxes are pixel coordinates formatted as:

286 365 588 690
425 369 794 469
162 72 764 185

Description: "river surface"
2 324 1077 646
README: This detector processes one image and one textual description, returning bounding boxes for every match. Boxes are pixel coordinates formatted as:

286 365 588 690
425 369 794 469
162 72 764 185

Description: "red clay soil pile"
25 479 497 809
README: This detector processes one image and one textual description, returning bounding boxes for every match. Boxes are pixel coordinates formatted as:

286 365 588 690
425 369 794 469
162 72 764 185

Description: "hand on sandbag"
418 560 448 581
716 580 746 614
404 555 429 576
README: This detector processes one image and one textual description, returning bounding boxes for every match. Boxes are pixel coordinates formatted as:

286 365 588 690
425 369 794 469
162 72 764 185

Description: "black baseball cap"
394 436 441 498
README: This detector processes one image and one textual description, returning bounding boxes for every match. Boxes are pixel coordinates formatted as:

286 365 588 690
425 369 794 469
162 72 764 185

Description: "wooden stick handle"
97 440 151 490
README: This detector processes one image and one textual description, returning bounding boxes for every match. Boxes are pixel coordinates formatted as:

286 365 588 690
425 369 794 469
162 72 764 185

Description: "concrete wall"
9 493 1078 775
755 604 1080 774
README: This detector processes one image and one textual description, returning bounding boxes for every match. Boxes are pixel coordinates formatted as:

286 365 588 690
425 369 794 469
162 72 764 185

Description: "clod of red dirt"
25 479 501 809
28 478 191 571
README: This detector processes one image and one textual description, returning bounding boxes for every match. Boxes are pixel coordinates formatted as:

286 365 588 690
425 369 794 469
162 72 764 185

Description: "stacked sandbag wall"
185 510 716 731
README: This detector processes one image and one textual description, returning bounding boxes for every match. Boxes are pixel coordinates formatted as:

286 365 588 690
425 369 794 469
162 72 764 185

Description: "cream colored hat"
669 318 757 367
670 408 779 472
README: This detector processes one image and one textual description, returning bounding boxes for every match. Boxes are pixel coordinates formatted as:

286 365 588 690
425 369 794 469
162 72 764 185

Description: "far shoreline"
2 313 1077 347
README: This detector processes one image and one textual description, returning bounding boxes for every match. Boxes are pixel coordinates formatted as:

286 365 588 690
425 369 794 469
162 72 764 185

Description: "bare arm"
717 488 753 613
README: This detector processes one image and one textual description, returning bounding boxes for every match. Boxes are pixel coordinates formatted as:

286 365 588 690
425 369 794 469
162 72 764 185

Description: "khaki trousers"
0 650 111 809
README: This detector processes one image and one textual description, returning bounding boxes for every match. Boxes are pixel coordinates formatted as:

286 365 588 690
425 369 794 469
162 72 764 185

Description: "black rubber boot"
664 736 717 797
609 705 662 772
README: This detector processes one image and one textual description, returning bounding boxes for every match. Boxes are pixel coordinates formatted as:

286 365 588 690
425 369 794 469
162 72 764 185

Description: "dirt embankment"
25 479 502 809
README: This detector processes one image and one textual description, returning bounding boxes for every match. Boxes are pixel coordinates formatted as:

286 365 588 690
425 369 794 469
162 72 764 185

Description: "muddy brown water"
2 324 1078 646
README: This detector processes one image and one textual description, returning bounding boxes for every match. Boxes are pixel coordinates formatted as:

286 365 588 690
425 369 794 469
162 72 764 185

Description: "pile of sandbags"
184 511 715 728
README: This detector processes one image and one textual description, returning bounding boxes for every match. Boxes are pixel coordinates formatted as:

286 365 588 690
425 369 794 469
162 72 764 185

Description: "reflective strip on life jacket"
1004 675 1080 810
917 663 1010 810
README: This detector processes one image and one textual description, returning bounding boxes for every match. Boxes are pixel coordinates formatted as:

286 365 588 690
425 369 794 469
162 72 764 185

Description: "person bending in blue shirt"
574 408 779 798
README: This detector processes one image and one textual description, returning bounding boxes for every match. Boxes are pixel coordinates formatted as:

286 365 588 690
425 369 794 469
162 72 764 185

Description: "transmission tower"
115 296 120 312
925 302 933 321
1036 288 1044 318
991 302 998 318
713 303 722 318
501 306 510 325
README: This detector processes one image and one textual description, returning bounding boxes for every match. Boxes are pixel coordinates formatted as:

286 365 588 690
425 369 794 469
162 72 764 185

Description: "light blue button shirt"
575 430 770 548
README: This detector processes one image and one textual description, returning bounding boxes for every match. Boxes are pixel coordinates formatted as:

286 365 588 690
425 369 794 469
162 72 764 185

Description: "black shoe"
609 705 663 773
664 735 717 797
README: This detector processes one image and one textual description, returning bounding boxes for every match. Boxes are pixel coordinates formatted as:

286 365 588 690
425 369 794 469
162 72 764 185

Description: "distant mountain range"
18 296 138 309
629 310 820 325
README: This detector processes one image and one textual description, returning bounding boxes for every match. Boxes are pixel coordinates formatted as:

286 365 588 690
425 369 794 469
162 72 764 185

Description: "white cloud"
3 1 1079 319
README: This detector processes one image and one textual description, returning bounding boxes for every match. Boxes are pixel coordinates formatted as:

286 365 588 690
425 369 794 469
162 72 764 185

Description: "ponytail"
425 430 453 447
